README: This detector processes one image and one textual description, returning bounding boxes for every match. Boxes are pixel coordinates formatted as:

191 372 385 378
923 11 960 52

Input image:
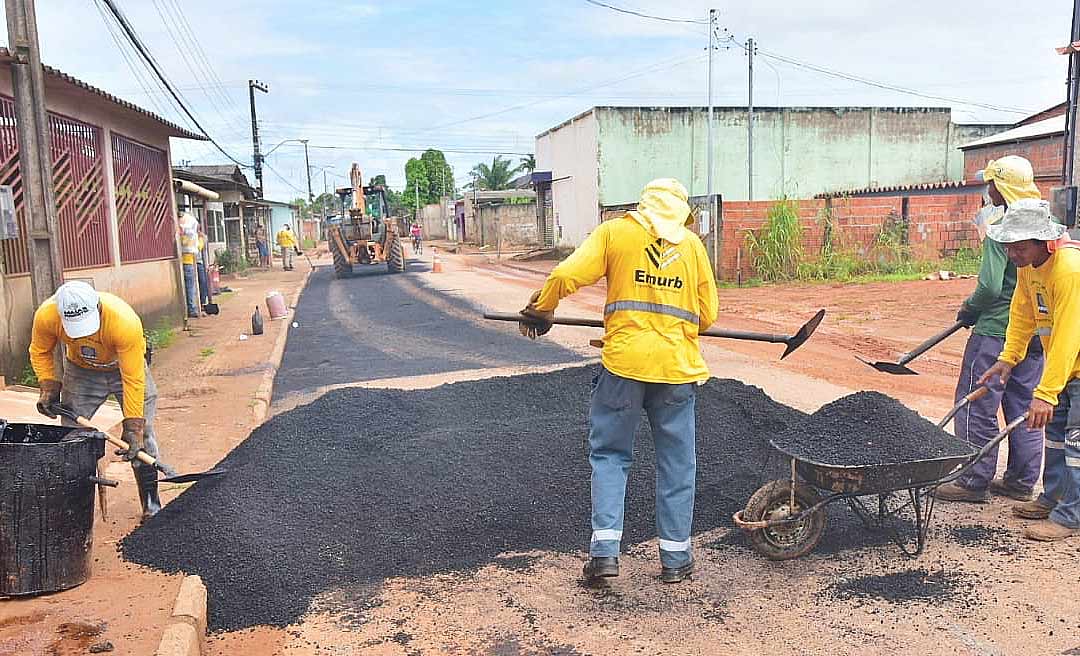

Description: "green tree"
419 149 454 200
401 149 454 214
519 154 536 173
468 155 521 191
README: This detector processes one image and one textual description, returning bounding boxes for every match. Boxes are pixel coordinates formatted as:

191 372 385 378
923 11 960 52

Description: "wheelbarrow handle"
936 385 991 429
938 413 1029 488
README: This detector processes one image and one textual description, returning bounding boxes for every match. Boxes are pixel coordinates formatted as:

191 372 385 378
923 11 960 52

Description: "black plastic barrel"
0 423 104 596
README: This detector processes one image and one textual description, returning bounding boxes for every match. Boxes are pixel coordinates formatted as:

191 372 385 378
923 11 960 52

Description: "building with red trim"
0 50 206 376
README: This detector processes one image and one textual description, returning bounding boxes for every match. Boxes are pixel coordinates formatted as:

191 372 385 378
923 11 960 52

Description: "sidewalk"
0 256 320 656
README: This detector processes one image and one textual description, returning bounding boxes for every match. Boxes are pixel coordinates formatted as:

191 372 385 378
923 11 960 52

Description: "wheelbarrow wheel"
743 479 826 560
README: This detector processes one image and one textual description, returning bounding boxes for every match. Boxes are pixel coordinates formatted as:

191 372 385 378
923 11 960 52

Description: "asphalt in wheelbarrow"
770 391 974 467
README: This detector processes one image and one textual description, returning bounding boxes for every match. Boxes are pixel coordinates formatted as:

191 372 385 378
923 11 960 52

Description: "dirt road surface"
0 262 313 656
208 250 1080 656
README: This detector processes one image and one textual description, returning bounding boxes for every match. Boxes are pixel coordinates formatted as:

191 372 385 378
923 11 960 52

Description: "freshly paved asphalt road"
272 261 583 403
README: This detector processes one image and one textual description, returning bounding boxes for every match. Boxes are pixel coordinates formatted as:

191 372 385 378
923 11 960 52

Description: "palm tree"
468 155 521 191
519 154 536 173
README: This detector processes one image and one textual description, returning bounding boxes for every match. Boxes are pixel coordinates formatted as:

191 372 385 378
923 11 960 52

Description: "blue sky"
6 0 1073 202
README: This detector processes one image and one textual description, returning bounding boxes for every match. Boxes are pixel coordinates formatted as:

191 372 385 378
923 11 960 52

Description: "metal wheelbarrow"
732 387 1025 560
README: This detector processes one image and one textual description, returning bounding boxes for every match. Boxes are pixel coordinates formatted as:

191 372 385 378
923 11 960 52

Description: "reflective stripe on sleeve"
1037 327 1052 336
1046 439 1066 450
604 300 698 325
658 538 691 551
592 529 622 542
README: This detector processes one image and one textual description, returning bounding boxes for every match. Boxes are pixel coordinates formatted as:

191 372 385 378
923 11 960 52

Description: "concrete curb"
155 575 206 656
251 265 315 424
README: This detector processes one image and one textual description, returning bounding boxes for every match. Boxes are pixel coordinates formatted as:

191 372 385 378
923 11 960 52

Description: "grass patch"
740 199 982 285
17 364 38 387
146 324 177 351
199 347 215 359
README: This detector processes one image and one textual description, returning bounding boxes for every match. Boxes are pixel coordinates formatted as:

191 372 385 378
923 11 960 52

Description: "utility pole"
248 79 268 198
747 37 755 202
1056 0 1080 228
706 8 717 275
414 180 420 220
1063 1 1080 187
6 0 62 305
302 139 313 204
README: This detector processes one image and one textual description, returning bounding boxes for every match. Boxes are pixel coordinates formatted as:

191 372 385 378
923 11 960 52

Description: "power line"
583 0 706 24
722 35 1033 115
263 161 306 195
306 145 533 155
421 51 705 133
96 0 252 167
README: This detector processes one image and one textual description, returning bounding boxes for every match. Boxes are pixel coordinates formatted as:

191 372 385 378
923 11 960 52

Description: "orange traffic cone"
431 247 443 273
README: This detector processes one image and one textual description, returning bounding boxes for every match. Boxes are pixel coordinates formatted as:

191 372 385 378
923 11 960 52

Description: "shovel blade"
159 467 226 484
780 309 827 360
855 355 918 376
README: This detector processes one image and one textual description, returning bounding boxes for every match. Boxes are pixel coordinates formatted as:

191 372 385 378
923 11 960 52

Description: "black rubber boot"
660 559 694 584
135 465 161 521
582 556 619 581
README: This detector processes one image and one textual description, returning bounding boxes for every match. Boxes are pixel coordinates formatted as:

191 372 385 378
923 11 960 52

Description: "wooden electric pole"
5 0 62 305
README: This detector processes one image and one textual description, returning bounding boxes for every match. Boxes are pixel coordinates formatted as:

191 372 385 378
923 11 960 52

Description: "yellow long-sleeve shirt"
1000 247 1080 405
276 229 297 249
29 292 148 418
535 215 719 384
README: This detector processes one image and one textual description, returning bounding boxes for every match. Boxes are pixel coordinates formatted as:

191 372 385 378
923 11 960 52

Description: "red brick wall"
962 136 1063 181
719 190 983 282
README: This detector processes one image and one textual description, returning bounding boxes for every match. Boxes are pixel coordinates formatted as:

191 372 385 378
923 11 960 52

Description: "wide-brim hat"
985 199 1066 243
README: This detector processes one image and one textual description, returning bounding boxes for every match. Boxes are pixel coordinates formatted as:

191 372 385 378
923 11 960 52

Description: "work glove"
119 418 146 462
36 379 61 419
518 290 554 340
294 246 301 255
956 304 979 328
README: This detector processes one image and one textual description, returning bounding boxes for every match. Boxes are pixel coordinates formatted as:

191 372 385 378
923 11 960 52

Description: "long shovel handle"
483 313 790 342
898 321 967 366
71 414 162 471
936 386 991 429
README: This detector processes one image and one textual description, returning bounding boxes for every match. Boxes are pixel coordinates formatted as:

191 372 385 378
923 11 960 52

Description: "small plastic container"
265 291 288 320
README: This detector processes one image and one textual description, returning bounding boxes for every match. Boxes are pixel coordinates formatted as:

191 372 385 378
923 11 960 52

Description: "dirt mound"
771 391 973 466
121 366 805 632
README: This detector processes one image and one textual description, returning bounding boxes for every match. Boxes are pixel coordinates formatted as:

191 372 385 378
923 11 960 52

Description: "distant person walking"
277 224 297 271
256 225 271 268
411 222 423 255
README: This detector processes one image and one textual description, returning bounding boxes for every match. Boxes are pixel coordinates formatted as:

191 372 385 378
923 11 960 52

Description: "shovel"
484 309 826 360
52 405 225 484
856 320 967 376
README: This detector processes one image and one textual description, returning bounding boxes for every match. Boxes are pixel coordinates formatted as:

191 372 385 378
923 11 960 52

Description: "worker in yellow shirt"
276 223 298 271
30 281 161 520
519 178 718 583
979 199 1080 541
178 212 200 318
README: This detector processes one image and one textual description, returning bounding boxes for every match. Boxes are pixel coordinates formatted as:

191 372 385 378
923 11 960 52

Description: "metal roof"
958 114 1064 150
0 48 206 141
815 179 981 199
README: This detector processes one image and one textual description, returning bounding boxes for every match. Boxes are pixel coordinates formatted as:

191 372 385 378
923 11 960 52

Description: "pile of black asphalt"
124 368 962 632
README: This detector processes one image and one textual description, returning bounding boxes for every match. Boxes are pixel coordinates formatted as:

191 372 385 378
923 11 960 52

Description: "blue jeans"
182 263 198 317
196 262 210 306
588 368 697 568
1040 378 1080 528
954 334 1044 490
